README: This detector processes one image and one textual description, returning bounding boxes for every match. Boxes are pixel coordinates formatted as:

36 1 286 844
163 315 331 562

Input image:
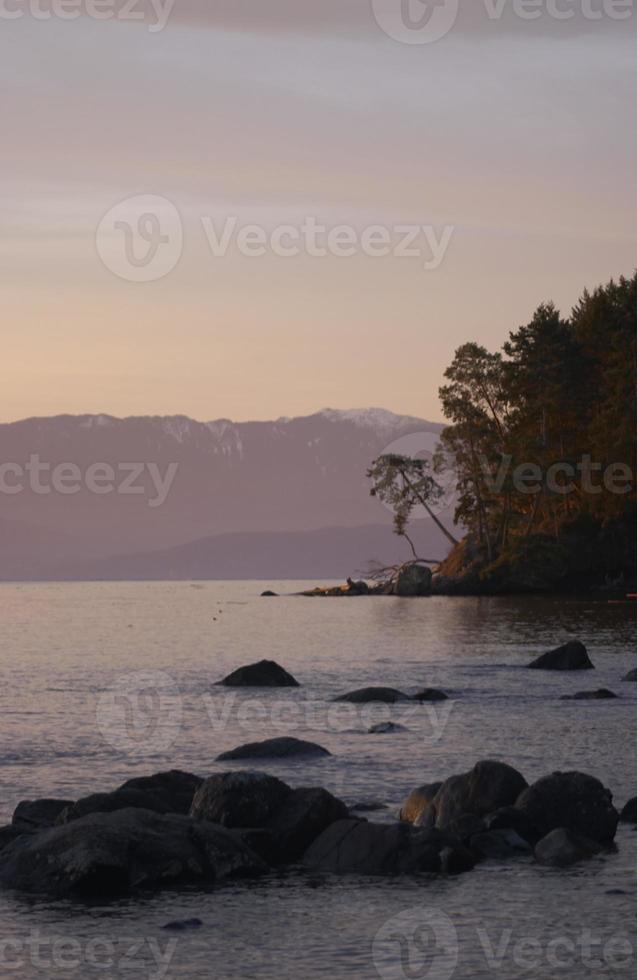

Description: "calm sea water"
0 582 636 979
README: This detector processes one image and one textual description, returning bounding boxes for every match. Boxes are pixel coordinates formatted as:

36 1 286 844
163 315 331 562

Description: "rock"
368 722 407 734
216 737 330 762
528 641 594 671
162 919 204 931
431 761 528 829
534 828 602 867
117 770 203 814
260 591 278 597
333 687 409 704
267 787 349 862
470 829 533 859
516 771 619 844
411 689 449 702
350 802 387 813
217 660 300 688
439 845 476 874
561 689 618 700
447 813 486 842
58 788 173 825
0 827 24 853
346 578 370 595
302 819 441 875
234 828 281 865
619 798 637 823
0 808 266 898
12 799 73 832
190 771 291 828
483 806 542 845
393 564 433 597
399 783 443 824
621 669 637 682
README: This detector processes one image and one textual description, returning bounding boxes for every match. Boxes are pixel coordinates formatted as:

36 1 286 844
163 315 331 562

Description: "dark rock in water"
235 828 281 865
302 819 441 875
368 722 407 734
447 813 486 842
561 689 618 701
350 801 387 813
190 771 291 828
483 806 542 846
516 771 618 844
393 564 432 597
411 689 449 702
439 844 476 875
216 737 330 762
535 828 602 867
56 774 203 825
333 687 409 704
399 782 443 825
217 660 300 688
621 669 637 682
12 799 73 832
162 919 204 931
470 829 533 859
432 761 528 829
619 798 637 824
260 591 278 597
267 787 349 862
0 808 266 898
118 770 203 815
528 641 594 671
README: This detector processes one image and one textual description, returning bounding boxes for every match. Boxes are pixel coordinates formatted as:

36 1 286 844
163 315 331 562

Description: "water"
0 582 636 979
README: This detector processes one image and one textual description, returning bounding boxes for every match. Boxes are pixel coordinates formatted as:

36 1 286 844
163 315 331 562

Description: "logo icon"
96 195 183 282
96 670 183 757
371 0 460 44
373 906 459 980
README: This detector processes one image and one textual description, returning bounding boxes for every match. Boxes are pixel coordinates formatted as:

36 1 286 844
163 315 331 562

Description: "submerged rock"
528 641 594 671
260 591 278 597
534 828 602 868
399 782 443 825
411 689 449 702
162 919 204 931
515 771 619 844
431 761 528 829
368 722 407 734
190 771 291 828
561 689 618 701
621 669 637 682
217 660 300 688
333 687 409 704
216 737 330 762
0 808 265 898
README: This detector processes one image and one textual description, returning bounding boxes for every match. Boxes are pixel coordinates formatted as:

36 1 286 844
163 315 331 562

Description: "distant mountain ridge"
0 408 450 580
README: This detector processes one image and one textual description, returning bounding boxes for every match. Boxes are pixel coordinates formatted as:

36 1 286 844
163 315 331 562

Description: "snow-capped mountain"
0 408 448 579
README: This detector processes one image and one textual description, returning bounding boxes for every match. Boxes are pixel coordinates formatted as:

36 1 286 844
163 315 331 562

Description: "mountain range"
0 408 453 580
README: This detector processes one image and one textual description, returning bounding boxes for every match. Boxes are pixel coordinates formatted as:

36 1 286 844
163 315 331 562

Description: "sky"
2 0 636 424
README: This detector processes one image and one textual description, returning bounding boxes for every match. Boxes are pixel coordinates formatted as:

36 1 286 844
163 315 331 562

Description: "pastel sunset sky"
3 0 636 423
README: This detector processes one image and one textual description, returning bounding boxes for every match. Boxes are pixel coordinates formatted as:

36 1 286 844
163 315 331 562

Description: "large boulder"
431 761 528 829
515 772 619 844
0 808 265 898
58 770 204 825
333 687 409 704
0 827 24 853
528 641 594 671
267 787 349 862
619 798 637 823
561 689 618 701
190 771 291 828
302 819 442 875
216 737 330 762
534 828 602 868
393 564 432 597
399 782 443 824
12 799 73 832
217 660 299 687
